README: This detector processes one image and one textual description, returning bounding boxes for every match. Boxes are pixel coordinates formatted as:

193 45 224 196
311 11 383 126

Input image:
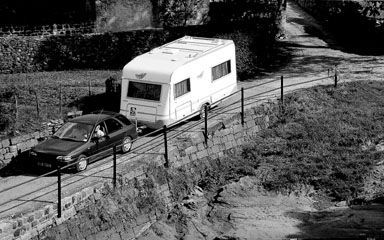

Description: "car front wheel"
76 155 88 172
122 136 133 153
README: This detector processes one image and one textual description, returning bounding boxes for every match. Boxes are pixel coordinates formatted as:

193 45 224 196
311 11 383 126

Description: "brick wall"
0 120 64 170
0 102 271 240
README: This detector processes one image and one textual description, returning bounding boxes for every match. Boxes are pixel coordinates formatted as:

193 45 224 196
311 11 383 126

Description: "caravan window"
212 60 231 81
127 81 161 101
174 78 191 98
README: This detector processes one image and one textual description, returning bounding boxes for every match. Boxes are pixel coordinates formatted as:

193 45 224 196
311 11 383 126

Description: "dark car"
30 112 138 172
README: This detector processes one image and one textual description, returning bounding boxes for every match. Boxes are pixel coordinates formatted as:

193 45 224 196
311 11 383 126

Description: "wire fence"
0 68 340 219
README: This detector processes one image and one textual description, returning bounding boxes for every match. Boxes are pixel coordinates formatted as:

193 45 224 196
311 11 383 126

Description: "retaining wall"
0 102 271 240
0 120 64 171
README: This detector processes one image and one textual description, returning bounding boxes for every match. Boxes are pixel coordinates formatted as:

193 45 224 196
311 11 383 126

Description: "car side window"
115 115 131 126
105 118 123 134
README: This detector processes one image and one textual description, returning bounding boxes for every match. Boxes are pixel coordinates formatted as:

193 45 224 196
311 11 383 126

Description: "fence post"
57 164 62 218
113 145 117 189
59 84 62 118
241 88 244 126
88 79 92 96
163 125 169 168
281 76 284 105
204 105 208 145
334 67 338 88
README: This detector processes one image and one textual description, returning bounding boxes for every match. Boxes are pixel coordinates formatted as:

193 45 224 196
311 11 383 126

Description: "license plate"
37 162 52 168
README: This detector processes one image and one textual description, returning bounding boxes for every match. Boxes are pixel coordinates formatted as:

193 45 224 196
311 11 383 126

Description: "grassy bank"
199 81 384 202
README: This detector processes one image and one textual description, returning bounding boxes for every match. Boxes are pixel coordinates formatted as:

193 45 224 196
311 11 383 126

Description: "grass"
0 70 120 137
197 81 384 202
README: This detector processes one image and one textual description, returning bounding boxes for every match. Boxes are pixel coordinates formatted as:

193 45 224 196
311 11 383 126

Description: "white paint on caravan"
120 36 238 129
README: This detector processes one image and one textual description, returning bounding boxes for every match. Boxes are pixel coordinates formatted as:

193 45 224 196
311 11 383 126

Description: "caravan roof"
122 36 234 83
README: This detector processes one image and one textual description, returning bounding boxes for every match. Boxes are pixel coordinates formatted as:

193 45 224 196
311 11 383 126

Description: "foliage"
160 0 209 27
242 81 384 200
192 81 384 202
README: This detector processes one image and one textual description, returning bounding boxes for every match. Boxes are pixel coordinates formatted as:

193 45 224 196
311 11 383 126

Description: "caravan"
120 36 238 129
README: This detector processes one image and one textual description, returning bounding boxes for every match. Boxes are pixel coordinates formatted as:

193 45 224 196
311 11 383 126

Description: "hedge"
0 23 278 79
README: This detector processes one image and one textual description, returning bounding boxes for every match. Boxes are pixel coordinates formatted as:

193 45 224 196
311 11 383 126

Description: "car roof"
70 113 117 125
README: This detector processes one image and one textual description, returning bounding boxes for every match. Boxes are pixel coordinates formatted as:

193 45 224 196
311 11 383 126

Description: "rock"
193 186 204 197
335 201 347 207
375 141 384 152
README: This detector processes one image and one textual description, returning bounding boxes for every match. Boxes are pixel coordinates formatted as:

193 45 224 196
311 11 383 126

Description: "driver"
94 125 105 138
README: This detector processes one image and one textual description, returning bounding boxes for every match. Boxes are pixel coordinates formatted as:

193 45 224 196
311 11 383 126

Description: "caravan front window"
174 78 191 98
127 81 161 101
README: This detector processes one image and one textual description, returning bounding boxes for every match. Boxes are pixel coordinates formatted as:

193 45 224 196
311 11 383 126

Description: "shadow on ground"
285 200 384 239
69 92 121 114
0 151 52 177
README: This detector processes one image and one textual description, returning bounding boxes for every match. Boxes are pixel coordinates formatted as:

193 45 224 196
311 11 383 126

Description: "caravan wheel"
199 104 210 119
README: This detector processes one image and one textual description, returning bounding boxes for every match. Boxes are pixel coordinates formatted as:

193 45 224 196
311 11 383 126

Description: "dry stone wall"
0 120 63 170
0 103 271 240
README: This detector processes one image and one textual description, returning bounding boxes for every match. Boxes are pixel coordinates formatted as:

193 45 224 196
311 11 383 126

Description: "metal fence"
0 68 340 219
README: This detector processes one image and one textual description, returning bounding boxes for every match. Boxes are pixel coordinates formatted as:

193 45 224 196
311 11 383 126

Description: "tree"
160 0 209 27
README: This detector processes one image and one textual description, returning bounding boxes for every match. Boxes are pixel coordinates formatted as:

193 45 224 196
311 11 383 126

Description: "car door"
104 118 125 151
91 121 111 160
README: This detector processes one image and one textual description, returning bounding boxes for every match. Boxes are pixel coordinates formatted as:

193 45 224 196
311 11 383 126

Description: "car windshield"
53 122 93 142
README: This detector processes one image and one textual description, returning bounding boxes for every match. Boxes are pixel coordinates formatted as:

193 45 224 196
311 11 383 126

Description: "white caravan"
120 36 238 129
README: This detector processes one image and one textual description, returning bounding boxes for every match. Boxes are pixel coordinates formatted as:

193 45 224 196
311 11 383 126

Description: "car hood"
32 137 85 156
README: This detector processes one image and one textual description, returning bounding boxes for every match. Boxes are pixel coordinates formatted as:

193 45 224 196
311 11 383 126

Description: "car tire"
76 155 88 172
122 136 133 153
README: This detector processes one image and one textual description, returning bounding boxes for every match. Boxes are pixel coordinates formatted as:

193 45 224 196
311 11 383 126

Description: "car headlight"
56 155 73 161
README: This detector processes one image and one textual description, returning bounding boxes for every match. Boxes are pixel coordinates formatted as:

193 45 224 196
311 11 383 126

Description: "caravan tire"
199 104 210 119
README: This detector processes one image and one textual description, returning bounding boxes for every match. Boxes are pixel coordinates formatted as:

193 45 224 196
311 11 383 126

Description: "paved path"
1 0 383 220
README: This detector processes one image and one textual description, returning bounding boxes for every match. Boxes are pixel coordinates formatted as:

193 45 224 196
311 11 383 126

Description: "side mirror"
91 136 99 142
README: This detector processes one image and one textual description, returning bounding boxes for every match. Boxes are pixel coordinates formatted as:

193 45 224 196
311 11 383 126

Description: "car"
30 111 138 172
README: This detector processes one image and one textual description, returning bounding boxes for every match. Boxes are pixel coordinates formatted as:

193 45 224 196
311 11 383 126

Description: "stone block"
196 150 208 159
10 136 22 145
185 146 197 155
17 142 27 152
34 211 43 221
4 153 14 160
224 141 233 150
227 134 235 142
9 145 17 153
0 148 6 155
233 124 243 133
211 145 220 154
0 222 12 235
33 132 40 139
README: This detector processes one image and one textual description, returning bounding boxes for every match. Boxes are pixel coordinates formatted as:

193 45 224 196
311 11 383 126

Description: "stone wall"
0 102 271 240
0 120 63 170
0 25 276 79
0 23 96 37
